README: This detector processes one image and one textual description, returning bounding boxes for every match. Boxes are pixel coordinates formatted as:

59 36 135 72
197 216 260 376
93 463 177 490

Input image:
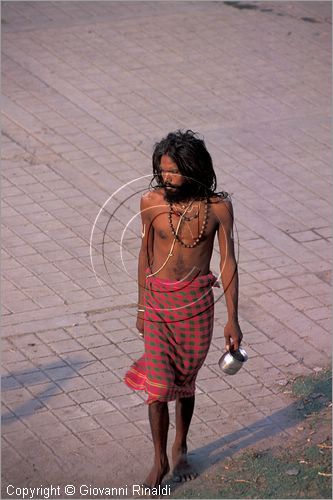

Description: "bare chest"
152 206 216 246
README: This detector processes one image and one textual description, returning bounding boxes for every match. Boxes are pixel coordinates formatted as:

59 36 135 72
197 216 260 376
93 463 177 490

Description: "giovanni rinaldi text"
7 484 172 498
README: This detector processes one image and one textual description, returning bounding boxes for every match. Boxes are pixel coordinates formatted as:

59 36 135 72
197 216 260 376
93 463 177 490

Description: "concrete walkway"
1 1 331 498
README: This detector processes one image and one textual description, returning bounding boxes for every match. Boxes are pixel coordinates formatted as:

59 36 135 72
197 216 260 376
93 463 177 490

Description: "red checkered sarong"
124 271 216 404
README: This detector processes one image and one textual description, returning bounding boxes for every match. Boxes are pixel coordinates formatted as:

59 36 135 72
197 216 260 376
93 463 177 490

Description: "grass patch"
290 368 332 418
175 443 331 498
174 435 331 499
172 369 332 498
291 369 331 400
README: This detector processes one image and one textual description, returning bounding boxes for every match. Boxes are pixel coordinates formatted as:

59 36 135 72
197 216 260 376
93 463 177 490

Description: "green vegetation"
174 443 331 498
172 369 332 499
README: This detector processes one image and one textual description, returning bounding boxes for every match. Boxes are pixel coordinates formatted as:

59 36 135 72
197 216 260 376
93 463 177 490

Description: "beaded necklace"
168 198 208 248
146 200 193 278
169 201 201 221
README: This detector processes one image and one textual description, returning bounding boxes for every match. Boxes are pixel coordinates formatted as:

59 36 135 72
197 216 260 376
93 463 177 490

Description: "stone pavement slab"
1 1 331 498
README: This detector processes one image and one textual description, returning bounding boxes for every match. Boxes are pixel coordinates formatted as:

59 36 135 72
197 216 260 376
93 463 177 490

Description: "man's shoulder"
209 192 233 221
209 191 232 207
141 188 166 208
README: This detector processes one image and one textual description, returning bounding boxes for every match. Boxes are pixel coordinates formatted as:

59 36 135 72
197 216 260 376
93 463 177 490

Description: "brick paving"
1 1 331 498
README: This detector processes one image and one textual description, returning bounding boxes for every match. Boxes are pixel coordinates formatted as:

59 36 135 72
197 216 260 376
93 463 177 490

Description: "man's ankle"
173 441 187 453
154 455 168 467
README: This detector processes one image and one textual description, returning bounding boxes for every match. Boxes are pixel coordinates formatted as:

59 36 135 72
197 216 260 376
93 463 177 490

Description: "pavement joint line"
2 52 144 151
2 112 116 204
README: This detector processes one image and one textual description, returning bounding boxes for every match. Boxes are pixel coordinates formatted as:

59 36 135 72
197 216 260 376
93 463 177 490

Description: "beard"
163 182 195 203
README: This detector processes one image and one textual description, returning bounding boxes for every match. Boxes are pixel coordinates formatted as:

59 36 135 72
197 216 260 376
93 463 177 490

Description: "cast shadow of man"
2 356 97 422
166 373 331 494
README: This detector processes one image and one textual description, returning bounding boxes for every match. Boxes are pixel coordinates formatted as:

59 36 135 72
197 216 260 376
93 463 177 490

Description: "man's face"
160 155 184 191
160 154 191 203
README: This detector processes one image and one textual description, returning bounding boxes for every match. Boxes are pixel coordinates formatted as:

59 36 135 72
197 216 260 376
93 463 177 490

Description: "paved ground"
1 1 331 498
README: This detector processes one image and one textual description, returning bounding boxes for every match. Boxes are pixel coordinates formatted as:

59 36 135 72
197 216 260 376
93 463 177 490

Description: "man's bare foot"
172 444 198 482
144 460 170 488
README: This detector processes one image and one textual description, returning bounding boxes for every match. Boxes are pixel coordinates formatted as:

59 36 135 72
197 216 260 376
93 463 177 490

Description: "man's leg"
144 401 170 487
172 395 198 481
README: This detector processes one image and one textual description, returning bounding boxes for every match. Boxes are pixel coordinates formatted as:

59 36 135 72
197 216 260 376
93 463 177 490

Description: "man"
125 130 243 488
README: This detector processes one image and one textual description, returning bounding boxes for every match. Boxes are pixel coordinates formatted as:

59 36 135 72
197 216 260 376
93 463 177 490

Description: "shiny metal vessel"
218 347 248 375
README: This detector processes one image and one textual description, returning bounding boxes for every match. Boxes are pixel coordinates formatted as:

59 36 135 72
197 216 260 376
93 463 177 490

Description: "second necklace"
168 198 208 248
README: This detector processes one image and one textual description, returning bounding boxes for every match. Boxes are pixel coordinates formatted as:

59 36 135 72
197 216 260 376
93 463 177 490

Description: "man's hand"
136 314 144 338
224 319 243 351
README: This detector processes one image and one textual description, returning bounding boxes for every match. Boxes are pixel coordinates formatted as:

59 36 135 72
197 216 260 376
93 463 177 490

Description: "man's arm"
216 198 243 351
136 193 154 334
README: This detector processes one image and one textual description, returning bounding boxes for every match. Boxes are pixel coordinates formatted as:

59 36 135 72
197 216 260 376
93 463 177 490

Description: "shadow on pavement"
167 373 331 494
1 356 98 422
2 360 331 497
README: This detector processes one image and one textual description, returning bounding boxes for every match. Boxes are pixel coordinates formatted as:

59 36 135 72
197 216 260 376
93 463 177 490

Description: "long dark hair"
151 129 217 199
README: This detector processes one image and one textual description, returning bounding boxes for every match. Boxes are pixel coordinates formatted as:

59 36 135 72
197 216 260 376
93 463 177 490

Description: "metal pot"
218 347 248 375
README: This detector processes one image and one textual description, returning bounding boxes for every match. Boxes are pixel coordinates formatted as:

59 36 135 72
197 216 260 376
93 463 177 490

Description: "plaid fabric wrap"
124 271 216 404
